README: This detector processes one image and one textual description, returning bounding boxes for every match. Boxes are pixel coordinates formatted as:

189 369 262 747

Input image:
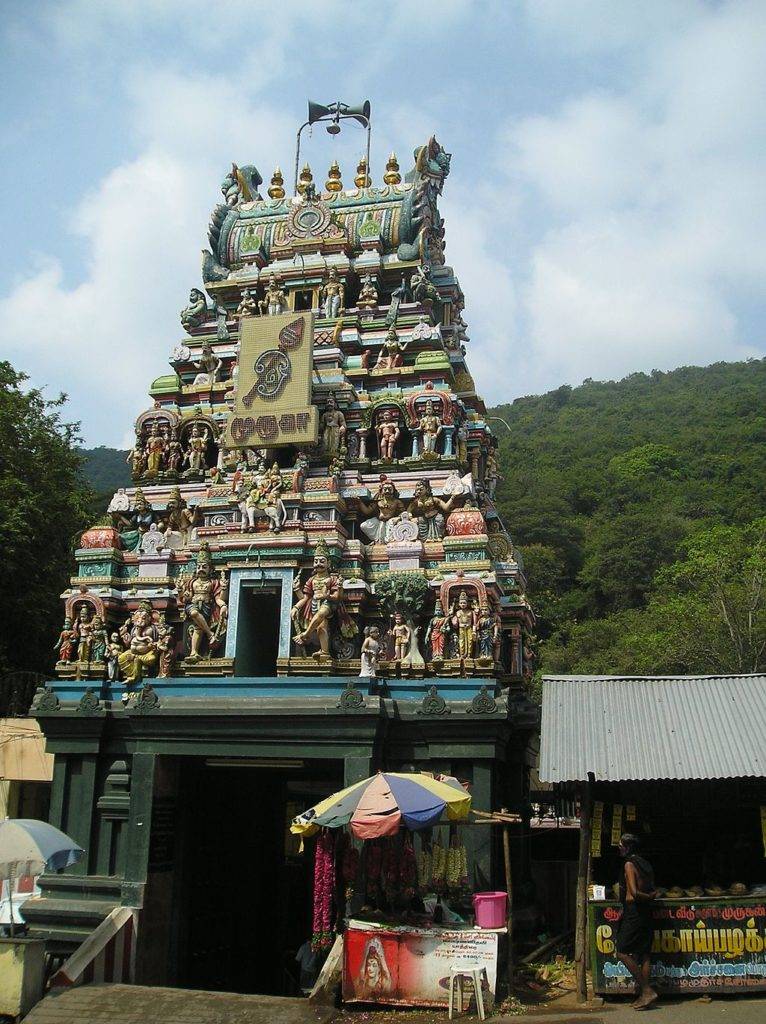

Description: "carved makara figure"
260 273 287 316
118 603 159 683
419 399 443 456
389 612 411 663
357 274 379 310
176 544 228 663
54 617 76 662
408 479 456 541
375 327 408 370
376 409 401 461
359 625 381 678
291 540 357 656
321 267 344 320
358 477 406 544
180 288 208 331
321 394 347 460
236 288 259 318
425 601 450 662
450 590 477 660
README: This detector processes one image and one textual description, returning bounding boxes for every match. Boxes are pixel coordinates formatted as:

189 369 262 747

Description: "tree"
375 572 432 668
0 362 92 676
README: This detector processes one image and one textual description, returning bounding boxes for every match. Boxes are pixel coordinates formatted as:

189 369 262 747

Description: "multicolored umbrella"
291 772 471 840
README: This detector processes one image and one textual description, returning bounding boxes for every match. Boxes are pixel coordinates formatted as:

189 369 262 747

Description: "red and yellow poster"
343 923 498 1007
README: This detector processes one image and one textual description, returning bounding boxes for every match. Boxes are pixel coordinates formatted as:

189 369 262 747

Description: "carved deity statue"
242 460 285 533
450 590 477 660
236 288 259 318
165 430 183 474
176 545 228 663
127 430 146 478
184 424 209 474
389 612 411 663
106 633 122 682
477 603 501 662
321 267 344 320
74 605 95 662
180 288 208 331
291 450 310 492
260 273 287 316
375 328 408 370
118 603 160 683
144 422 166 476
162 486 198 547
192 342 223 385
157 620 177 679
321 395 347 460
359 626 381 678
485 447 501 499
90 615 108 663
291 541 357 657
376 409 401 461
419 399 443 456
358 478 406 544
425 601 450 662
410 262 441 312
408 479 457 541
357 274 379 310
54 617 76 662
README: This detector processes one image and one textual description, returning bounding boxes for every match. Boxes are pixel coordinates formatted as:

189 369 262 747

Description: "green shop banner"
591 901 766 994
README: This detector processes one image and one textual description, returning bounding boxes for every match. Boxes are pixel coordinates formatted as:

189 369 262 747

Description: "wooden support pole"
574 775 593 1004
501 807 514 995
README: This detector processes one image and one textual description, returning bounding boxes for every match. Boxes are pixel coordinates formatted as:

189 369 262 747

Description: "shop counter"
342 918 503 1008
590 897 766 995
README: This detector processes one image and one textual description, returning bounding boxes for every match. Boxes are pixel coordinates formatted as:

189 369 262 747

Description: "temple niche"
55 127 532 687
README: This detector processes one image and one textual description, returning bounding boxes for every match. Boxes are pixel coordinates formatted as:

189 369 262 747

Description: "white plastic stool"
448 962 487 1021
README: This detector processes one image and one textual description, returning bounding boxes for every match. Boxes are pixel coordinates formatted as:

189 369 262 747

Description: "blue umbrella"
0 819 84 935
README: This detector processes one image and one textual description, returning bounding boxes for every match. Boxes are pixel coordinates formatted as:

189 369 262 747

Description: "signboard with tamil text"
224 310 318 448
591 899 766 994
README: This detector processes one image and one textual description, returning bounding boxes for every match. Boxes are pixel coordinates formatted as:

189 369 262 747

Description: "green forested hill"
79 446 130 493
491 358 766 683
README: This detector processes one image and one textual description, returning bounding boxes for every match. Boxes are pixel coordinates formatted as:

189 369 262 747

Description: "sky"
1 0 764 448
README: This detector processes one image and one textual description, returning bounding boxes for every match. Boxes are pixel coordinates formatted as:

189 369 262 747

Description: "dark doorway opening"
234 588 281 676
174 759 343 995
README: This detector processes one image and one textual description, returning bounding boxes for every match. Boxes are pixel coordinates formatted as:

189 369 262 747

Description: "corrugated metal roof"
539 674 766 783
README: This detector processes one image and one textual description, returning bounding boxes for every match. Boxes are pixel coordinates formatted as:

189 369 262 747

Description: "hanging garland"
312 830 336 951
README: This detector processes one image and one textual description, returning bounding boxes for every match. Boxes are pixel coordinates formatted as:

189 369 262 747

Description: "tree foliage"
491 359 766 682
375 572 432 620
0 362 93 676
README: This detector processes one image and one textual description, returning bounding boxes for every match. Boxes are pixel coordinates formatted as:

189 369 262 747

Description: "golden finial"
325 160 343 193
383 152 401 185
268 167 285 200
297 163 314 196
354 157 371 189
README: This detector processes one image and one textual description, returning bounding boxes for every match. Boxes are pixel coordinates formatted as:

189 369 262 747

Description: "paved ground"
22 984 338 1024
498 993 766 1023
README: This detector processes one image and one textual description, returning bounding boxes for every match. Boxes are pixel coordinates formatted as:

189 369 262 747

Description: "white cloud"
474 0 766 402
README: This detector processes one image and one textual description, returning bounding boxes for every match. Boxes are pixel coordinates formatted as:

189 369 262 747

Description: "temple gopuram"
31 110 538 993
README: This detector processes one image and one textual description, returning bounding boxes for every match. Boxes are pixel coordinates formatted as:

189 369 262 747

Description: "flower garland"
312 830 336 951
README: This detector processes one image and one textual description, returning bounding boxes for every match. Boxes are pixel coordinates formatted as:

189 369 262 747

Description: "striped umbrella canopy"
291 772 471 840
0 819 84 880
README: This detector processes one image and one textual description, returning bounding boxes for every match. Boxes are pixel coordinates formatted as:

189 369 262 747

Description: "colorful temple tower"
31 118 537 991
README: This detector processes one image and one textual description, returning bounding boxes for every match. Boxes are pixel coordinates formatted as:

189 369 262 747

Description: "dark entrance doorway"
234 588 281 676
174 758 343 995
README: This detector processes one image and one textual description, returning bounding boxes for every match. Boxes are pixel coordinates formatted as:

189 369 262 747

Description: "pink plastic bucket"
473 891 507 929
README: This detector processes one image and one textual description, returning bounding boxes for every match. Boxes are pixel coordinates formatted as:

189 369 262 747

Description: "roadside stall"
538 674 766 1001
291 771 509 1010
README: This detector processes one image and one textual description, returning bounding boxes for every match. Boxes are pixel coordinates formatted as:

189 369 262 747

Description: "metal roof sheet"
539 674 766 783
